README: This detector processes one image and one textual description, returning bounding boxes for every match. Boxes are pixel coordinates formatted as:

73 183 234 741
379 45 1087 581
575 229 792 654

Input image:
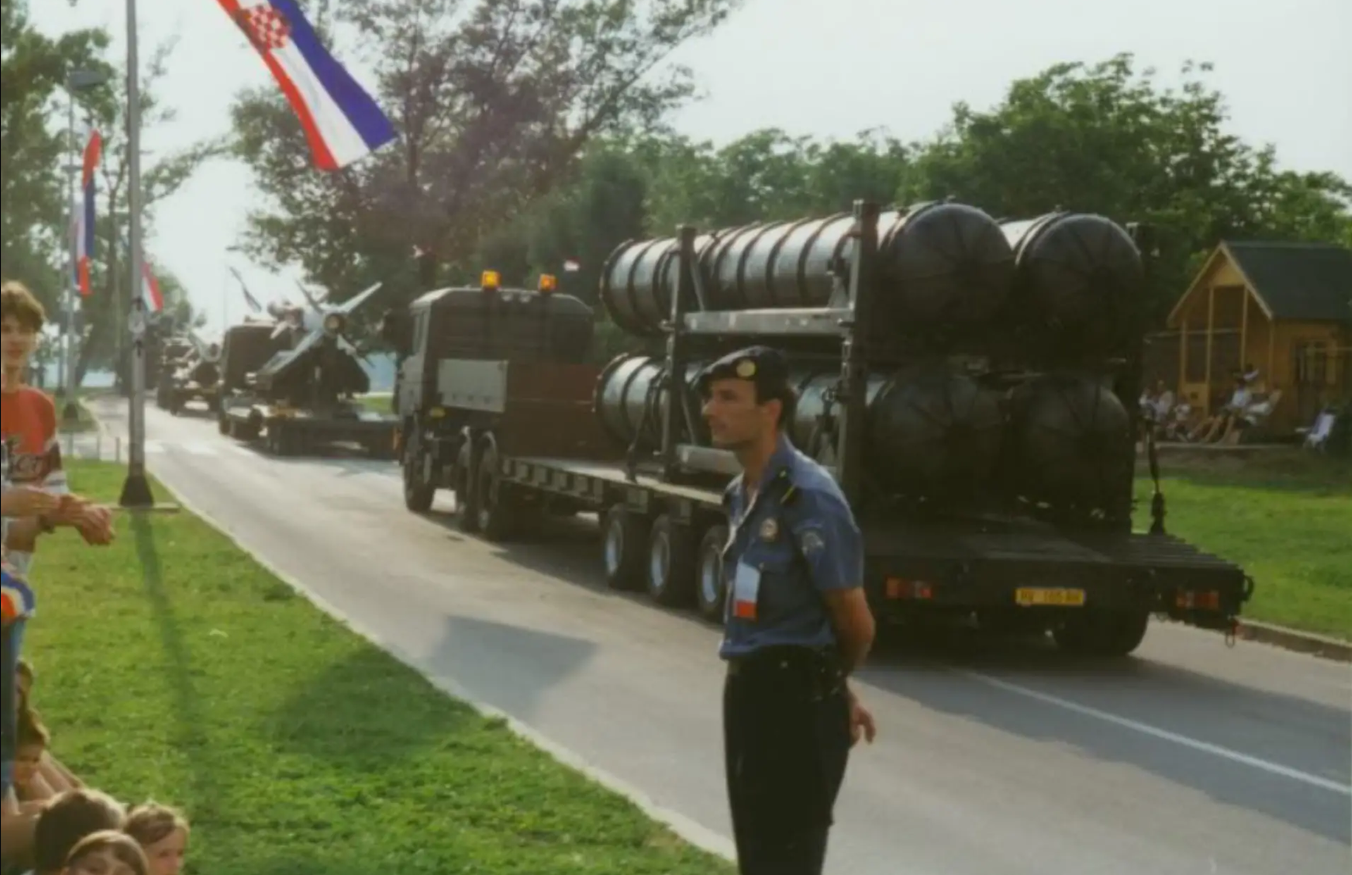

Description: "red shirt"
1 386 65 494
1 386 66 575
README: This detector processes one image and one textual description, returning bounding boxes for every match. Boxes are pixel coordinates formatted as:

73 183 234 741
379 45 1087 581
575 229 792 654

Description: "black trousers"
723 649 852 875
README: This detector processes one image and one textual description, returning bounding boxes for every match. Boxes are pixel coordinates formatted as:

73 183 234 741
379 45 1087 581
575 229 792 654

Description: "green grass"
1134 452 1352 639
22 460 732 875
355 392 393 415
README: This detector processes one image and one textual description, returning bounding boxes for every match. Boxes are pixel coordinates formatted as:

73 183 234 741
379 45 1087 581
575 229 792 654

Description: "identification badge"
731 561 761 621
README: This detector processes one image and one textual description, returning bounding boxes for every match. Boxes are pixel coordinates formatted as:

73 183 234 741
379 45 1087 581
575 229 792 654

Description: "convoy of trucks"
386 200 1254 656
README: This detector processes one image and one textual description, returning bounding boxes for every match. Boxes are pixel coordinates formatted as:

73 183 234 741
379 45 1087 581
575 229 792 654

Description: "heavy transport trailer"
216 306 398 459
394 203 1254 657
219 397 398 459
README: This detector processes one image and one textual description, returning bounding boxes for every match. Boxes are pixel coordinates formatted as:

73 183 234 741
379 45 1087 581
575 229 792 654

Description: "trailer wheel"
452 439 480 533
602 504 647 592
217 413 230 435
1053 609 1150 657
402 434 436 514
695 524 729 623
475 444 517 541
646 515 697 607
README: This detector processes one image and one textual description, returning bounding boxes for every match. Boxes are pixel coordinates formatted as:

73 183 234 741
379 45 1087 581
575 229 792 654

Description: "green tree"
903 53 1352 321
72 34 225 383
0 0 110 311
230 0 745 310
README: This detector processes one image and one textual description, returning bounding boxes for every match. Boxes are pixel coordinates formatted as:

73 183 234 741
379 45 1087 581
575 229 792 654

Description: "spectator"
1 280 115 573
27 788 127 875
13 705 56 808
14 661 81 796
124 803 188 875
62 830 149 875
1187 375 1252 443
3 280 113 820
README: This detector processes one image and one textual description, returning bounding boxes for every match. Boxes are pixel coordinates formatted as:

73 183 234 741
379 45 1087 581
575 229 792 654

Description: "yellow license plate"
1015 587 1086 607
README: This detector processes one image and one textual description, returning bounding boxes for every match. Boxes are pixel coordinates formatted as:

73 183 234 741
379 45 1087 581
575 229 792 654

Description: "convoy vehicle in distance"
220 281 396 458
390 201 1253 656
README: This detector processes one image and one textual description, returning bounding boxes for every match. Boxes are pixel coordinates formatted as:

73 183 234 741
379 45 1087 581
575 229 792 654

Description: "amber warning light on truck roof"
481 270 500 291
538 273 558 294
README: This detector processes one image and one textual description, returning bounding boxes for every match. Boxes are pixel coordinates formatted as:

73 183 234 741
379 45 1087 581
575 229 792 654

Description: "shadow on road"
424 614 599 722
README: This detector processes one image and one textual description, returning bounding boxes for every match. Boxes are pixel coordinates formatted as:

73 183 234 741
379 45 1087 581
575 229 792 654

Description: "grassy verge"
1135 451 1352 639
24 460 732 875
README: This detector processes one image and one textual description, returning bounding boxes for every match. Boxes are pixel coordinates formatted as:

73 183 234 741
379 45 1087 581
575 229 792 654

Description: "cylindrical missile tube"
596 354 1007 498
1005 372 1135 511
600 202 1017 338
1000 212 1145 348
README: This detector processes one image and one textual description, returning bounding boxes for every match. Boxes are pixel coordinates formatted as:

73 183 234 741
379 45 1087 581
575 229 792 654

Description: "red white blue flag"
74 130 102 297
140 256 164 313
215 0 397 171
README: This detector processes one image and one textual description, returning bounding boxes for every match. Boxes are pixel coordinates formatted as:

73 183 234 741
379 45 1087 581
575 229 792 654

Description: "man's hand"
846 687 877 747
74 505 114 546
0 487 61 519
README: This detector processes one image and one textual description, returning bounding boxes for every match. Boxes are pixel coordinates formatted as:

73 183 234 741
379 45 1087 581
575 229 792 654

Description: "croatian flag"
140 256 164 313
216 1 397 171
75 130 102 296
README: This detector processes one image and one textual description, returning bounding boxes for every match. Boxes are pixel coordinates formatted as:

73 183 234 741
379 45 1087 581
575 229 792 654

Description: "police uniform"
701 347 865 875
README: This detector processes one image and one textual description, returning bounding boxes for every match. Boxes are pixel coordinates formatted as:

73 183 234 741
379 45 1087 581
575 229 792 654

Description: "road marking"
181 441 217 456
957 670 1352 796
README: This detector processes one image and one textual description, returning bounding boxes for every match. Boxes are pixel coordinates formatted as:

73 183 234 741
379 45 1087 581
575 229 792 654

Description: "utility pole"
118 0 154 508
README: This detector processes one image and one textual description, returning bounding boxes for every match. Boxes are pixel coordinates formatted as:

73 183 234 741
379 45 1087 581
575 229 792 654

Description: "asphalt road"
80 397 1351 875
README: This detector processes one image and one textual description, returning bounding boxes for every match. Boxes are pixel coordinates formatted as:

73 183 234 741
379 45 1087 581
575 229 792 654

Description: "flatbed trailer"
475 450 1248 646
222 397 397 459
161 381 220 416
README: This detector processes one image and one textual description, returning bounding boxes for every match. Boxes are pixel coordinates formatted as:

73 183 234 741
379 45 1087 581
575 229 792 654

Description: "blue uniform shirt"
719 433 864 659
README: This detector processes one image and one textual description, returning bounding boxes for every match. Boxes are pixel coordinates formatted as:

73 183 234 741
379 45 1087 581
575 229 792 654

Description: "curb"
99 429 737 863
1234 620 1352 663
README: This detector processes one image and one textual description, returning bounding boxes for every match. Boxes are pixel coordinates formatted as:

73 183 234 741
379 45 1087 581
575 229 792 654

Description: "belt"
726 645 836 677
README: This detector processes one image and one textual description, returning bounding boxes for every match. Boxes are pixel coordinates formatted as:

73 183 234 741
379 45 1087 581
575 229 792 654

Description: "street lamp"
60 67 110 422
118 0 155 509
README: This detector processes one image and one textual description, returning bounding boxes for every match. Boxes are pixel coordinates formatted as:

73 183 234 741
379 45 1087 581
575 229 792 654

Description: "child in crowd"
14 661 81 796
13 705 57 807
62 830 149 875
123 804 189 875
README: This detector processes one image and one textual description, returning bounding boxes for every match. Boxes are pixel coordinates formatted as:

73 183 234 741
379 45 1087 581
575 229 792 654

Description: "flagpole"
61 93 79 422
118 0 154 509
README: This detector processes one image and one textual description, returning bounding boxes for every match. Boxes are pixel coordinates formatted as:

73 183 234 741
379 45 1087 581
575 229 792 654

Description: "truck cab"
392 271 599 523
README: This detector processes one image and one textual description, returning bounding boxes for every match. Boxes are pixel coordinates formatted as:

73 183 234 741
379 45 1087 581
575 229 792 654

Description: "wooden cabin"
1143 240 1352 436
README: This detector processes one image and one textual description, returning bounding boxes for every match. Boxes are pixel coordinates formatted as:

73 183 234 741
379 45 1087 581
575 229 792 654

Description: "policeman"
699 345 878 875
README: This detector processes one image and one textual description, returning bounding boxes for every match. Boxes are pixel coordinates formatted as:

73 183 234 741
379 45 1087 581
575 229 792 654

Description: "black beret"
696 345 791 397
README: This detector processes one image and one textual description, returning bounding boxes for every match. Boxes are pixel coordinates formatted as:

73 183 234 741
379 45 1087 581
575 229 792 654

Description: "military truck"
390 202 1253 656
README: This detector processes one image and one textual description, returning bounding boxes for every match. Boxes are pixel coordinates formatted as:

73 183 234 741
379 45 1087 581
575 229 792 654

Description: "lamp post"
118 0 154 508
61 67 109 422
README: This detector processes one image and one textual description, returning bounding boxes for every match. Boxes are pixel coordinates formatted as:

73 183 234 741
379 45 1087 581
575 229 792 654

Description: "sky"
29 0 1352 336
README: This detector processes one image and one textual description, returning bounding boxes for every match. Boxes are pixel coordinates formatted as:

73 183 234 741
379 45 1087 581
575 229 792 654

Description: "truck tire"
602 504 647 592
475 443 517 542
695 524 729 623
452 439 480 533
403 436 436 514
218 413 230 435
1053 609 1150 657
646 515 696 607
